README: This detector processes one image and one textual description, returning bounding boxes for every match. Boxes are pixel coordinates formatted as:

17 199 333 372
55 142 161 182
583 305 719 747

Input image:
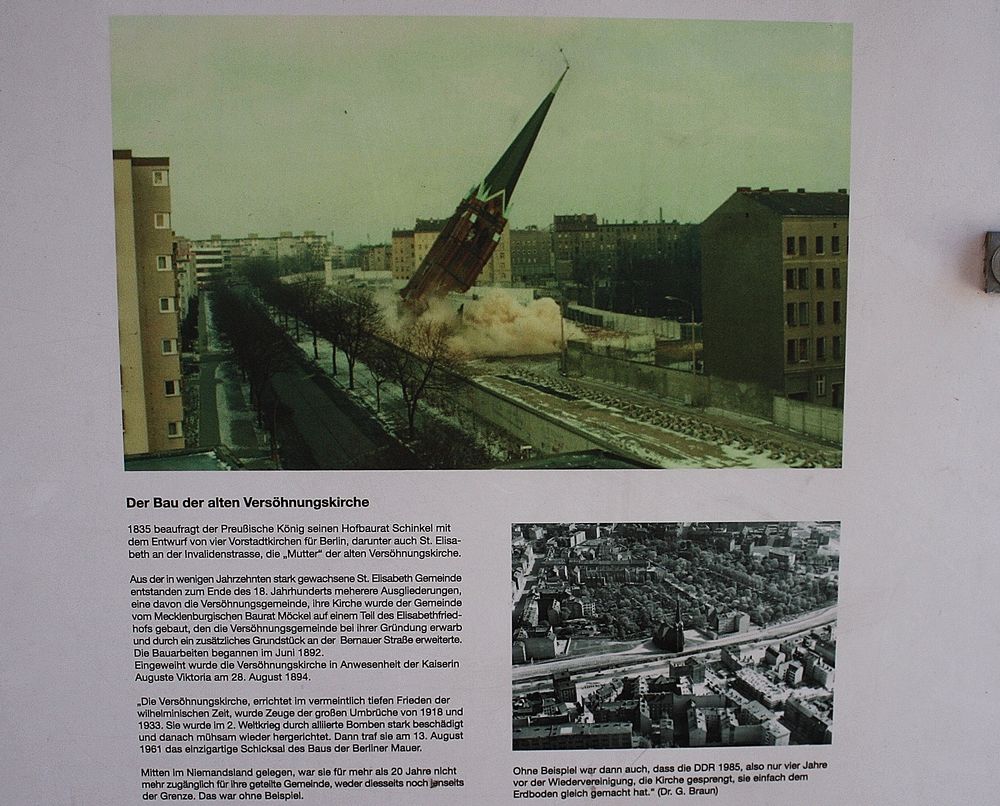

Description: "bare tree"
315 293 346 376
241 256 280 290
360 338 395 412
285 276 327 360
384 318 460 439
210 286 294 459
337 288 384 389
572 254 603 308
242 258 288 326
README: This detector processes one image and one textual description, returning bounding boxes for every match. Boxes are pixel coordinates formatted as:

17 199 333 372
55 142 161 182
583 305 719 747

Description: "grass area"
563 637 645 657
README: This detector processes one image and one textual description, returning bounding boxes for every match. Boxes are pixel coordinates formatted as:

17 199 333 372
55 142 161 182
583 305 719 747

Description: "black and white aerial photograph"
113 17 850 470
512 522 839 749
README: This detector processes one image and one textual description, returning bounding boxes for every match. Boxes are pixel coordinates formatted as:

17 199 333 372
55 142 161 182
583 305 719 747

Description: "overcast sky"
111 16 851 246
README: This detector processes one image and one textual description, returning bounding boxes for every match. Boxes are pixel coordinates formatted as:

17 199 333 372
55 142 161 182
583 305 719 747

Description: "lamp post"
558 283 568 376
664 295 696 374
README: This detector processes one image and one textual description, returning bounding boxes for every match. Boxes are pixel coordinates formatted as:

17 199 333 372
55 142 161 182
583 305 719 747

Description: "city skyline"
110 16 852 246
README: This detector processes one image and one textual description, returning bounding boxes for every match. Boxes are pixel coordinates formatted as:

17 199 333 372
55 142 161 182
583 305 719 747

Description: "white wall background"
2 2 999 804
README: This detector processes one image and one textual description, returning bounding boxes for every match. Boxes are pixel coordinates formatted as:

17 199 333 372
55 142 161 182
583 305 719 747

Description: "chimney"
797 188 806 193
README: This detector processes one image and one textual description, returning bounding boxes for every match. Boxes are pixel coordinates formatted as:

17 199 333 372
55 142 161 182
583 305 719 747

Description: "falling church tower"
400 64 568 308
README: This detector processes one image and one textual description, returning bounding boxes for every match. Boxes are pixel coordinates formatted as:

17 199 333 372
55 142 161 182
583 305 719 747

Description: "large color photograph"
112 17 851 470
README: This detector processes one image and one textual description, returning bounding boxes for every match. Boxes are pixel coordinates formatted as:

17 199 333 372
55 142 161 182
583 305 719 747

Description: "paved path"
194 292 267 463
267 365 414 470
196 292 221 448
197 352 222 448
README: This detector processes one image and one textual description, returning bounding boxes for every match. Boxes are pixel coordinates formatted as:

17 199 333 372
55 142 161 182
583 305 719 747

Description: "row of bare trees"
210 283 293 457
237 259 460 440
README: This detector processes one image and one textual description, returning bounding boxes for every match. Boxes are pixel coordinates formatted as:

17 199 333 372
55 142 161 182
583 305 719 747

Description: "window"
161 339 178 355
833 300 842 324
798 338 809 362
167 421 183 438
158 297 176 313
815 235 824 255
787 339 797 364
832 267 842 289
798 302 809 325
152 170 169 186
816 301 825 325
164 380 180 396
816 268 825 289
156 255 172 271
154 212 171 229
798 267 809 289
816 337 826 360
786 303 796 326
833 336 842 358
786 269 796 289
832 235 841 254
816 374 827 396
786 236 796 256
798 236 807 256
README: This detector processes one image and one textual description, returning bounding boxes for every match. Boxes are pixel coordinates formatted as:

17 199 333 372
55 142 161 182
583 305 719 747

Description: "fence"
566 343 843 446
772 397 843 444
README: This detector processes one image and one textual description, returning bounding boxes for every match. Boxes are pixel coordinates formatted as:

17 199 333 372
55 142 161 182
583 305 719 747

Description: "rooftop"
735 187 849 216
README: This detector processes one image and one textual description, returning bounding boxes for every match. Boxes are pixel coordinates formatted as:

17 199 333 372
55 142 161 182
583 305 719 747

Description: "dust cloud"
377 287 583 358
450 290 583 357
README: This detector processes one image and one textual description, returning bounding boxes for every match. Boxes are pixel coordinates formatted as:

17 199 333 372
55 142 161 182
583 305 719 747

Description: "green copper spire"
478 65 569 214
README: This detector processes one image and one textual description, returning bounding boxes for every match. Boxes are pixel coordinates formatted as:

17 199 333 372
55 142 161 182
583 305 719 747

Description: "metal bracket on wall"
986 232 1000 292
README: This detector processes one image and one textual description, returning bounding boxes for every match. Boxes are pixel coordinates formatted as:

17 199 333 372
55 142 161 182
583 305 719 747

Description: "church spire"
400 60 569 308
478 63 569 215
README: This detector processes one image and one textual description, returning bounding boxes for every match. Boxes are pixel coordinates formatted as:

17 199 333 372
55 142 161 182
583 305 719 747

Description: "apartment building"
113 150 184 455
701 188 848 406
